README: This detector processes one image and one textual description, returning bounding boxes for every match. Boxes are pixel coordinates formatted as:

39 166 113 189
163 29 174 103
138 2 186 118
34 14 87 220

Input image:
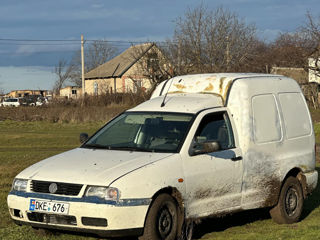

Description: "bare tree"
69 40 118 86
53 59 74 94
267 32 311 68
300 12 320 76
166 5 257 74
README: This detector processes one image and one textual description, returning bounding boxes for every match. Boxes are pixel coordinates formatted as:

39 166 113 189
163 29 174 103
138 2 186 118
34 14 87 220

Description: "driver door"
182 110 243 218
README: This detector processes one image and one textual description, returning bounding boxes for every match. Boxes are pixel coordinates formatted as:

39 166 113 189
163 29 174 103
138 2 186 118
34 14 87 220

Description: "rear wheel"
270 176 304 224
139 194 178 240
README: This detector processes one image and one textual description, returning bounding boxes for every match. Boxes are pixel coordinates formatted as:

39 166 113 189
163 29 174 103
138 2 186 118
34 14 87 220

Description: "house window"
147 52 159 71
94 82 98 95
72 90 77 95
134 80 142 93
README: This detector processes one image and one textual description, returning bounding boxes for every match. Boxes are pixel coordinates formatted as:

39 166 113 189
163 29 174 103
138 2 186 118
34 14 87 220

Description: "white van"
7 73 318 240
2 98 20 107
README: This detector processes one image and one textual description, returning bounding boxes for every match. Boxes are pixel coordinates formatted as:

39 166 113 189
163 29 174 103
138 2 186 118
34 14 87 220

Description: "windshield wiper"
82 143 110 149
108 146 153 152
82 144 153 152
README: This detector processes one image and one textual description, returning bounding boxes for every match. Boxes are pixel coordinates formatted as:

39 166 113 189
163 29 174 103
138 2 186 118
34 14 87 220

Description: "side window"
252 94 282 144
195 112 235 150
279 92 311 139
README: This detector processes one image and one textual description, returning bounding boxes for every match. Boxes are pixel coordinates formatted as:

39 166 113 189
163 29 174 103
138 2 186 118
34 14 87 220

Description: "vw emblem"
49 183 58 194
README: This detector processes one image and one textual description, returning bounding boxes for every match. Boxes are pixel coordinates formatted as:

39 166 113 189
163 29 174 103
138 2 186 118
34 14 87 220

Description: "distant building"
59 86 82 99
84 43 164 95
6 90 52 98
271 67 308 85
308 58 320 84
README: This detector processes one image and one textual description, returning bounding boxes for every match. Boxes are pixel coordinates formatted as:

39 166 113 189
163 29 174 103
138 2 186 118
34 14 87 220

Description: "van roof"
130 73 293 114
128 93 224 114
151 73 282 102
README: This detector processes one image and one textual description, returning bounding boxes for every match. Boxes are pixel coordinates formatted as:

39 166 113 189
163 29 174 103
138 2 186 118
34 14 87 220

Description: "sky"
0 0 319 93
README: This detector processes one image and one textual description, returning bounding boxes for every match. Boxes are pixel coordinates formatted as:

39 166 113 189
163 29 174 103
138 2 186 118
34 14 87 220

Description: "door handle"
231 156 242 161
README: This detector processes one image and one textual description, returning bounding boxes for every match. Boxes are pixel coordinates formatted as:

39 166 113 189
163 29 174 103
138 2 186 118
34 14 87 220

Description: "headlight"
12 179 28 192
85 186 120 201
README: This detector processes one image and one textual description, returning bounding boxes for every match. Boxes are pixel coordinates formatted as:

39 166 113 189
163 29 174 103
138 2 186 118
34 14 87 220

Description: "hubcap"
158 207 173 238
285 187 298 217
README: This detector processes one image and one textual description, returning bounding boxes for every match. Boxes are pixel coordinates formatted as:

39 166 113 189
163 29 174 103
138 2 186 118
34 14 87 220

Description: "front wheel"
139 194 178 240
269 176 304 224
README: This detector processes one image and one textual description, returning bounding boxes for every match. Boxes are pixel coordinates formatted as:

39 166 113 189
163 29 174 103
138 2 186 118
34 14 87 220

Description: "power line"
0 37 174 56
0 42 80 46
0 38 169 45
0 38 80 42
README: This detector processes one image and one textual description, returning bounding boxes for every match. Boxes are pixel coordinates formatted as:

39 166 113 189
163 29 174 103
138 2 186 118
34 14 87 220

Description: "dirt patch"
263 178 282 207
194 189 212 199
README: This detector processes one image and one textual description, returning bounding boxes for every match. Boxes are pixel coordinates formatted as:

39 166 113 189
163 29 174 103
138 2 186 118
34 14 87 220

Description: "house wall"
85 78 123 95
121 57 153 92
60 87 82 99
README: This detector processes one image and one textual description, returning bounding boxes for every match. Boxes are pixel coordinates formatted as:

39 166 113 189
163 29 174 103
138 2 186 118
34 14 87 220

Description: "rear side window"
252 94 282 144
279 93 311 139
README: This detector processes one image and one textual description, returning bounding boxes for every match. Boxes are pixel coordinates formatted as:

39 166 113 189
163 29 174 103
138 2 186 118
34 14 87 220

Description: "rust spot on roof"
219 77 227 94
223 81 232 100
204 83 214 91
205 75 217 81
173 83 186 90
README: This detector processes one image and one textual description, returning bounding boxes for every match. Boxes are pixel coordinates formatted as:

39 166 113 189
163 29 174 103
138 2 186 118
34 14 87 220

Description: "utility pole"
178 39 181 75
226 36 230 71
81 34 85 97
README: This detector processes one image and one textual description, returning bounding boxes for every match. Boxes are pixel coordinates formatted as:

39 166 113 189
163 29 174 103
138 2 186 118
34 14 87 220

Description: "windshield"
83 112 194 153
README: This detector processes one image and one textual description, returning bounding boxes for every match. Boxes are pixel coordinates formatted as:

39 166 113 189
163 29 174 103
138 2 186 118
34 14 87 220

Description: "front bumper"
7 191 150 237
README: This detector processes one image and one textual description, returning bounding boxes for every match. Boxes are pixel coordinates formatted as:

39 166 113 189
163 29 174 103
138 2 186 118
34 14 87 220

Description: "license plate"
29 199 70 215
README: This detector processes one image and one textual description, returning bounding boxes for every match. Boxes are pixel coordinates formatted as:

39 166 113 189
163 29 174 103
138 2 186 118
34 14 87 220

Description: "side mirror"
80 133 89 144
190 141 220 156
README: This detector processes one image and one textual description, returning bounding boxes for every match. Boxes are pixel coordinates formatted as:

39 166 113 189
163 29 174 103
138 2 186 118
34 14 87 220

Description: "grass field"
1 120 320 240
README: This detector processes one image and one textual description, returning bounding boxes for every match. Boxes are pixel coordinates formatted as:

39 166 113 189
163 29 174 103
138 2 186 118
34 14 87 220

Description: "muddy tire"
139 194 178 240
269 176 304 224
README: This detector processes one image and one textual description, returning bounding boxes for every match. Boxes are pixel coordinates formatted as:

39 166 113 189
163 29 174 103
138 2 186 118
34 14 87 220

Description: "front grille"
27 212 77 226
31 180 83 196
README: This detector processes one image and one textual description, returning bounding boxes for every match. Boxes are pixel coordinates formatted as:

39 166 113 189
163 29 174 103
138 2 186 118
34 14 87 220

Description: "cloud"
15 44 79 55
0 66 56 92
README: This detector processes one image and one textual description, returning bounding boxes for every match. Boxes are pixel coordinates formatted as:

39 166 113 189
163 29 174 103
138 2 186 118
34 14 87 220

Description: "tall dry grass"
0 93 147 123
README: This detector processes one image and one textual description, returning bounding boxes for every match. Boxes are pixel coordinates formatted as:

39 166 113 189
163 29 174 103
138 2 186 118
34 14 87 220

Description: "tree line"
54 5 320 93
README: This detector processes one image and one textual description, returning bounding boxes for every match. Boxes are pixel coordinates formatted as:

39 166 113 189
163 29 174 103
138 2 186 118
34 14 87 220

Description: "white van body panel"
227 76 315 209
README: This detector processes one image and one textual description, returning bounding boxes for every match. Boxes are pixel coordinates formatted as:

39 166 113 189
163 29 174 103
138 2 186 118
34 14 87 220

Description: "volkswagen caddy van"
8 73 318 240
